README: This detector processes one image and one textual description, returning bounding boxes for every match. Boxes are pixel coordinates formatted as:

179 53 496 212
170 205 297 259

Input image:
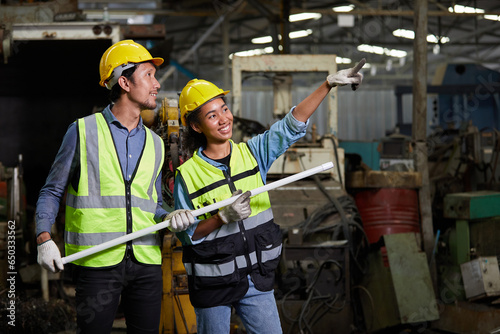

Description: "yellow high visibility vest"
176 141 282 308
64 113 164 267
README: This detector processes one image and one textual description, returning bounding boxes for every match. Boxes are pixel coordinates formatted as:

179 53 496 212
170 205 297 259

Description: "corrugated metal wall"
239 85 411 141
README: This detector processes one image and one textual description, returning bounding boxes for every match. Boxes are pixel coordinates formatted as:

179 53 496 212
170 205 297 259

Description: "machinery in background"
231 54 344 184
336 115 500 333
427 120 500 233
432 190 500 333
344 168 441 332
395 63 500 333
463 123 500 189
461 256 500 301
340 140 381 172
154 98 188 208
267 133 345 186
147 98 197 334
159 234 196 334
378 131 414 172
0 156 27 291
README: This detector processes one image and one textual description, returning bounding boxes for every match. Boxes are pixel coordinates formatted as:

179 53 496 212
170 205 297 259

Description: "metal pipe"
61 162 334 264
158 14 226 84
41 268 49 301
158 0 244 84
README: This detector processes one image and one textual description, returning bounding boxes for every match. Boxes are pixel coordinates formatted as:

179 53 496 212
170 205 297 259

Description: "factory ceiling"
74 0 500 86
4 0 500 87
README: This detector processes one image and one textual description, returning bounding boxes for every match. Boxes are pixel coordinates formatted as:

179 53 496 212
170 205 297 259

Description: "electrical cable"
276 138 370 332
281 260 344 334
296 260 344 334
280 282 302 325
298 156 370 275
322 135 344 187
307 295 346 333
352 285 375 333
298 157 352 247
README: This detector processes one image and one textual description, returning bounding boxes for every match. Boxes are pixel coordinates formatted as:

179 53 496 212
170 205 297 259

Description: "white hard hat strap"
105 63 136 90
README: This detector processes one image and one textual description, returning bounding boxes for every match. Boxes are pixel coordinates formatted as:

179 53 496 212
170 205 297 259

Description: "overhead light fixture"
427 35 450 44
357 44 407 58
332 5 354 12
393 29 415 39
333 5 355 27
336 57 352 64
484 15 500 21
448 5 484 14
251 36 273 44
251 29 313 44
289 12 322 22
229 47 274 59
289 29 313 39
393 29 450 44
448 4 500 21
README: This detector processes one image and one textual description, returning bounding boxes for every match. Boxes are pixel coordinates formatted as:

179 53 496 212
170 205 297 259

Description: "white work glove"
166 209 195 232
327 58 366 90
37 239 64 273
218 190 252 224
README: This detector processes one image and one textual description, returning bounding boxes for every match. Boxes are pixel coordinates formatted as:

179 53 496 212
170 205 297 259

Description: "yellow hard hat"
179 79 230 126
99 39 164 89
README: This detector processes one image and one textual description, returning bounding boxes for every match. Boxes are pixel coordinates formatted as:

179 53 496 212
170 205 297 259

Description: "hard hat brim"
151 57 164 67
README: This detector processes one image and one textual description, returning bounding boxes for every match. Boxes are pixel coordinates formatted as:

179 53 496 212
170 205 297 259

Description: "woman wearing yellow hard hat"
173 60 364 334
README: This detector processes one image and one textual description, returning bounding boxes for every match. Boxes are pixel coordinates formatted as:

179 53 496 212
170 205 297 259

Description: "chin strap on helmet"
104 63 136 90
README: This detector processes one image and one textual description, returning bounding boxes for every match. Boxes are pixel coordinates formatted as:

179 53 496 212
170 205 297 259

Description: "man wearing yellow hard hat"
35 39 194 333
173 58 364 333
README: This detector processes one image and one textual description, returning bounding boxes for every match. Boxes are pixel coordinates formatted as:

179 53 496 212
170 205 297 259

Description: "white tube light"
229 47 274 58
289 29 312 39
289 12 322 22
358 44 407 58
252 29 312 45
332 5 354 12
448 5 484 13
393 29 450 44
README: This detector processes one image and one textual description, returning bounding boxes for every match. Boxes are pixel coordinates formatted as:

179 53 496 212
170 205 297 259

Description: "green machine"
444 190 500 266
433 190 500 333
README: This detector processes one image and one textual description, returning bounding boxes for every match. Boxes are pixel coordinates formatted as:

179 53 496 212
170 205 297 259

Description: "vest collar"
196 139 234 168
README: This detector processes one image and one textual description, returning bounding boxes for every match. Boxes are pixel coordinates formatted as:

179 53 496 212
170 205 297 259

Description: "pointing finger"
350 58 366 75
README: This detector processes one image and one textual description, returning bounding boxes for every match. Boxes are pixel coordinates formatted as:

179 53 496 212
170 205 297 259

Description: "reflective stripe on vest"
65 113 164 267
184 244 282 277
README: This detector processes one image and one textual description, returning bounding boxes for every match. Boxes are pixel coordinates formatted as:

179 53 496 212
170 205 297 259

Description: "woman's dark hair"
182 108 206 155
182 96 226 155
